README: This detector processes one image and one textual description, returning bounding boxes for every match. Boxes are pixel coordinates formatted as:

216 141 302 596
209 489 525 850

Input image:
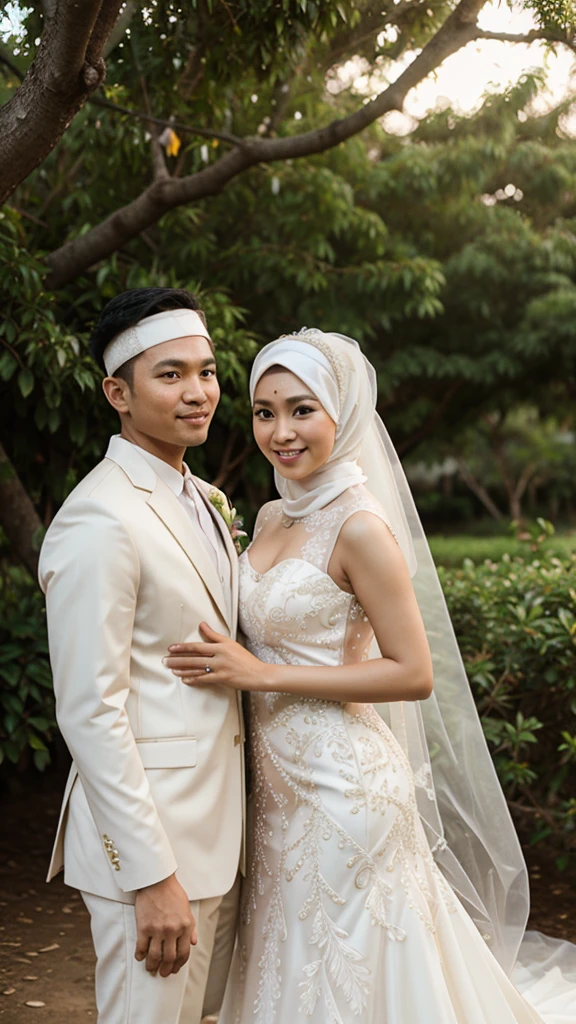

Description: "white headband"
103 308 211 376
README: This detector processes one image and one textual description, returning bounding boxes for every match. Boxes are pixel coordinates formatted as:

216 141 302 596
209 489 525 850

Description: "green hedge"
1 544 575 868
439 550 576 866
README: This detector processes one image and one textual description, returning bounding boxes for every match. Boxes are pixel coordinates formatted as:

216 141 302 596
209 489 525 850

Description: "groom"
39 288 244 1024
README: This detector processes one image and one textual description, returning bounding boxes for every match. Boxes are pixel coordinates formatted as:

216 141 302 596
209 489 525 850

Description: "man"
39 287 244 1024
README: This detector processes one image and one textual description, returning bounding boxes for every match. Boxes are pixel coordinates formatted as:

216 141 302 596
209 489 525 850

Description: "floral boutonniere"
208 487 249 556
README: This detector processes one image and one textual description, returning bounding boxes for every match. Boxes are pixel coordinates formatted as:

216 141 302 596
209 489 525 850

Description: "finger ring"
205 666 212 674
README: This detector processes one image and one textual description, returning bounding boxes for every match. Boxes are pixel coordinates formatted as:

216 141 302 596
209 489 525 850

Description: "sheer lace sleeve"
301 485 398 576
252 499 282 542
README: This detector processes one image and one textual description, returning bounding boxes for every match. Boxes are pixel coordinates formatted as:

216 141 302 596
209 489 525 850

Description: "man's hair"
89 287 208 385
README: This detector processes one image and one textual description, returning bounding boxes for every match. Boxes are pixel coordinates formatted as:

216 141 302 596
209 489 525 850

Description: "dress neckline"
242 549 354 599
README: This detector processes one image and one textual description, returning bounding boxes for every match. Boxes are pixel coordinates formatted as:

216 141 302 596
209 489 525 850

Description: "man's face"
107 335 220 450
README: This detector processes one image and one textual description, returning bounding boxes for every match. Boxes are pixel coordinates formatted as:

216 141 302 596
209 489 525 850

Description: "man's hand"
135 873 197 977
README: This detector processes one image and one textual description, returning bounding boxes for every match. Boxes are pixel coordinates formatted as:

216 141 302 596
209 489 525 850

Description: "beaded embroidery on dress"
217 486 544 1024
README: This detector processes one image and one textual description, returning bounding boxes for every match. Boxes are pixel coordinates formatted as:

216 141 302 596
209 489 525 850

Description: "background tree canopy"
1 0 576 570
0 0 575 862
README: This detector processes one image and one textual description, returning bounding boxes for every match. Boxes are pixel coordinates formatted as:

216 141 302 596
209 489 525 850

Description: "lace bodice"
239 485 393 670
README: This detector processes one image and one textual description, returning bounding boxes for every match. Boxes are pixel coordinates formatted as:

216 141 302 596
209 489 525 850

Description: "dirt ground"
1 781 575 1022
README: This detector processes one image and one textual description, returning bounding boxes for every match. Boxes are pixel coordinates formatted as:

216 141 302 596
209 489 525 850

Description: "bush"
0 566 55 772
439 548 576 866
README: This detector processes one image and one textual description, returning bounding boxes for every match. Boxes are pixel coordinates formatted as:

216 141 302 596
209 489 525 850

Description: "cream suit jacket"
39 436 245 905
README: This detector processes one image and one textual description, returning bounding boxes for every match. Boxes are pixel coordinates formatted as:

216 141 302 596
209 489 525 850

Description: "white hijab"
250 335 368 516
249 329 417 573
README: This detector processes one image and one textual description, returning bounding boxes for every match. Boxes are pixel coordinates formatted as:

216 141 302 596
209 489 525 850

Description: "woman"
166 329 575 1023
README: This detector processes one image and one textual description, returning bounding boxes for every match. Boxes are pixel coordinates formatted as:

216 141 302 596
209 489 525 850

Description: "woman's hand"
164 623 273 692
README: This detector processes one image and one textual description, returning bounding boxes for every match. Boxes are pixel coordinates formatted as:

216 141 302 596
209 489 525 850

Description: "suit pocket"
136 737 197 769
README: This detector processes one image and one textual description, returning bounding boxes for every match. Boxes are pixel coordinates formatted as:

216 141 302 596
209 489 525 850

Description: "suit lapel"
104 437 234 632
194 478 239 637
147 481 231 629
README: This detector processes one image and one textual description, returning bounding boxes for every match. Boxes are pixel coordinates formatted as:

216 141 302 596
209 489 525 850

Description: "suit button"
234 734 241 746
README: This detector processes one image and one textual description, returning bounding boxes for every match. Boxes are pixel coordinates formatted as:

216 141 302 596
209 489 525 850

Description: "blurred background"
0 1 575 1017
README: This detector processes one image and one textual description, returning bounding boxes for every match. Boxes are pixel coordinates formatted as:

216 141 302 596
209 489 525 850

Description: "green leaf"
0 351 17 381
17 367 34 398
33 749 51 771
27 730 48 751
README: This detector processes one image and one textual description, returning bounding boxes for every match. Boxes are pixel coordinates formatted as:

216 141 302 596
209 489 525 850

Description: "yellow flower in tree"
158 126 182 157
166 129 181 158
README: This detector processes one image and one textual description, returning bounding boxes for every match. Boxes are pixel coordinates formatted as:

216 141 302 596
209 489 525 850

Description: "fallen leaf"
2 987 16 995
38 944 59 953
25 1000 46 1007
24 976 38 981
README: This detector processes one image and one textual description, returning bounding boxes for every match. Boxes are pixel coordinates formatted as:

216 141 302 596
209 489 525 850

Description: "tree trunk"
457 459 505 521
0 442 44 578
0 0 125 205
507 463 537 523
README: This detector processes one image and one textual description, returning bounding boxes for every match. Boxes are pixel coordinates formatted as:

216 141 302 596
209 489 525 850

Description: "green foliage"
525 0 576 34
0 206 258 511
3 23 575 518
0 207 105 510
439 544 576 857
0 566 54 772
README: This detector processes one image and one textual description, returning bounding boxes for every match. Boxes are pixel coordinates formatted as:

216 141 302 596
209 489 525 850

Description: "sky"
382 2 576 133
325 2 576 135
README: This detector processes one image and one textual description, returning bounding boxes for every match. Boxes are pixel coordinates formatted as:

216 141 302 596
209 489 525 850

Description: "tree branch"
45 0 573 289
0 441 43 578
456 458 506 521
0 0 125 205
88 95 244 146
45 0 490 287
475 28 575 51
102 0 138 58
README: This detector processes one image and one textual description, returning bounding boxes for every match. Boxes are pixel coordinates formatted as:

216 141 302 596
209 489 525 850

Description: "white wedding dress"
217 486 574 1024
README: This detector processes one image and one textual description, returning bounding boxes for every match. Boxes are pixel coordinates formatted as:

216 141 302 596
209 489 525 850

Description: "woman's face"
253 368 337 481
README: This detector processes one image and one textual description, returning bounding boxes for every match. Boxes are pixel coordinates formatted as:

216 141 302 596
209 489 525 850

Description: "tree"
2 2 576 573
446 409 576 522
0 0 127 204
3 2 574 278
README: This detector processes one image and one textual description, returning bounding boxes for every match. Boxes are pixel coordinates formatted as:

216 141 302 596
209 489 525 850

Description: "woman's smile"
273 447 307 464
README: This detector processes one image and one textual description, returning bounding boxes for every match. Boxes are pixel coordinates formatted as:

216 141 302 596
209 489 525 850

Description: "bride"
166 329 576 1023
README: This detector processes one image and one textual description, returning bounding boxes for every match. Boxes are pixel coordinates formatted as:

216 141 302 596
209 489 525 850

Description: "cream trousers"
82 875 240 1024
